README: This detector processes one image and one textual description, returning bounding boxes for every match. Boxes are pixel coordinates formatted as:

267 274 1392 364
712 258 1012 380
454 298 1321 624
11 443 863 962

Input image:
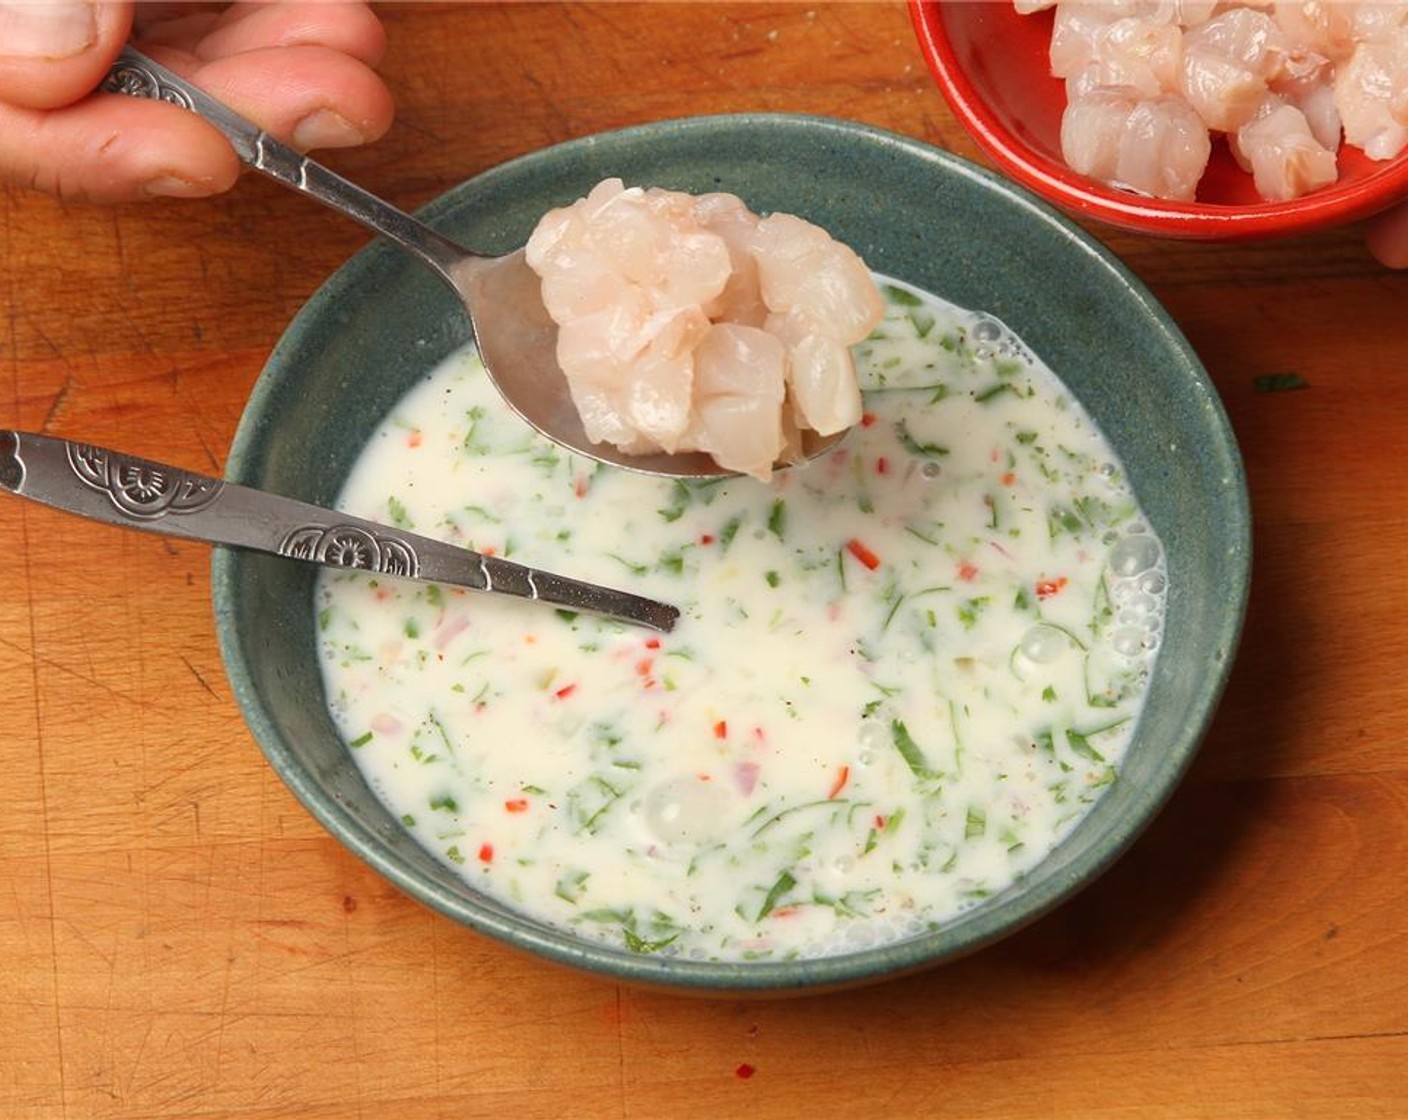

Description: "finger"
0 1 133 110
136 43 395 153
194 2 386 68
0 95 238 202
1365 199 1408 269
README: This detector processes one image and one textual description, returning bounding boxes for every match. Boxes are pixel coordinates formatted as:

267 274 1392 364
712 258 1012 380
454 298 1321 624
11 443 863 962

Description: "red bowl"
910 0 1408 239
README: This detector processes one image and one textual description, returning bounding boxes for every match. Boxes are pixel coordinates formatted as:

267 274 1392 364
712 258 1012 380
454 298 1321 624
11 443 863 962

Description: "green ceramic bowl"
213 114 1249 994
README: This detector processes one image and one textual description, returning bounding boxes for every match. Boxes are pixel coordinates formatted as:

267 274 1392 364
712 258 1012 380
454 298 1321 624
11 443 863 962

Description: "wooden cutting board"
2 4 1406 1117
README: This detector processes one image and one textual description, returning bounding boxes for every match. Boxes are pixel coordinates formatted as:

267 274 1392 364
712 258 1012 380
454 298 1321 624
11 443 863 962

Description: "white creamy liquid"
315 280 1167 961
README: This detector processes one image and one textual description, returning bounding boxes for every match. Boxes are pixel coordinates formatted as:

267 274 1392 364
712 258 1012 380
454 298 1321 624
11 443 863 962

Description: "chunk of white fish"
526 179 883 481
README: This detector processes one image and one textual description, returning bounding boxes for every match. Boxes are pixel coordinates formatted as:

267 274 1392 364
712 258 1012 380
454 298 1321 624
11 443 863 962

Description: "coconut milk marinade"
315 280 1168 961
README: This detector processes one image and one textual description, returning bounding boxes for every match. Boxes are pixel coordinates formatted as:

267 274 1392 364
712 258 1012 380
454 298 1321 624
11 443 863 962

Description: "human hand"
0 1 394 203
1366 199 1408 269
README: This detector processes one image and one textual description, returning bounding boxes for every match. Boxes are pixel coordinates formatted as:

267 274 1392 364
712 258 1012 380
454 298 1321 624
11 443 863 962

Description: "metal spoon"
0 429 678 633
101 47 843 480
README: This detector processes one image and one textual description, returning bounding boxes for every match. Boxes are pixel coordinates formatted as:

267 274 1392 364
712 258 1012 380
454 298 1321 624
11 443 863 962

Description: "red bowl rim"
909 0 1408 240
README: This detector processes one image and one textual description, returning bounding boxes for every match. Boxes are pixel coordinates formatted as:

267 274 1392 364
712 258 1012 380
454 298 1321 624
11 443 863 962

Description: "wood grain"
3 4 1406 1117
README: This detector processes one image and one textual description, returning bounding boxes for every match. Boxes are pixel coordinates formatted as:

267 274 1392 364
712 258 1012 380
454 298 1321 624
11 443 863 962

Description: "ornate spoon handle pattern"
0 430 679 633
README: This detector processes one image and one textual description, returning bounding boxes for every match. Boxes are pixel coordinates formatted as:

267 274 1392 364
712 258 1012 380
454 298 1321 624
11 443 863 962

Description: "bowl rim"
908 0 1408 240
213 110 1252 992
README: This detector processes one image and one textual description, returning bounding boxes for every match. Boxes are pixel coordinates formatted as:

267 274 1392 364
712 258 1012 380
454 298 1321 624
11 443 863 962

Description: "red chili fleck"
504 798 529 813
874 814 887 830
478 843 494 864
735 1063 756 1080
700 533 716 545
407 429 423 448
1000 471 1016 487
860 412 877 428
636 658 654 676
554 683 577 700
1036 576 1069 600
876 456 890 475
645 637 661 650
958 560 979 582
770 907 799 919
714 720 728 740
846 538 881 571
481 545 497 557
827 765 850 800
574 474 590 499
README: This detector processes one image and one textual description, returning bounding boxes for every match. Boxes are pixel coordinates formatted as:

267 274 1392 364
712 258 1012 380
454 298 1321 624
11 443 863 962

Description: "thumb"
0 2 133 110
1365 198 1408 270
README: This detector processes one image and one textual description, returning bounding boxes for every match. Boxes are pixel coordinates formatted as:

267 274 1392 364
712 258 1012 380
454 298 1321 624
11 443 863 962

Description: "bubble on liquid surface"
1108 533 1163 578
858 719 888 756
1119 592 1159 622
972 319 1002 343
1112 628 1158 657
1019 624 1072 665
1138 570 1167 595
641 777 730 845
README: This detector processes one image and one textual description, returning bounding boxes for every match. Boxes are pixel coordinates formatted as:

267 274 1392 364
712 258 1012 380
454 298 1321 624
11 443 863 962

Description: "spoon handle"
101 47 468 286
0 430 678 633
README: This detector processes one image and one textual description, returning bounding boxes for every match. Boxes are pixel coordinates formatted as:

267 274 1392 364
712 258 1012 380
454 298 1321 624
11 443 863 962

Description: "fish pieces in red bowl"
909 0 1408 240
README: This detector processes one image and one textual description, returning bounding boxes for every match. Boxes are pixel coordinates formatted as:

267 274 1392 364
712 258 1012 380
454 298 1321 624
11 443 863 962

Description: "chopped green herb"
1253 372 1308 393
767 498 787 540
757 870 798 920
896 419 950 459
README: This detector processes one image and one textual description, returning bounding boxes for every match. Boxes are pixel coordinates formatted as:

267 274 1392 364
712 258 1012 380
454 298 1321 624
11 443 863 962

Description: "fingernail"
142 175 215 200
0 2 97 60
291 109 366 152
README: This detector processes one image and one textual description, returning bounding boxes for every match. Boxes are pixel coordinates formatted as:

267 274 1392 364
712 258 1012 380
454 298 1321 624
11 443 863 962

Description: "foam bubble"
1108 533 1162 577
1019 624 1073 665
641 777 730 845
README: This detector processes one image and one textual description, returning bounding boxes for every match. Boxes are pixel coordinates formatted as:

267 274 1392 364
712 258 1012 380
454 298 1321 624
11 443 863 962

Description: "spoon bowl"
102 48 844 478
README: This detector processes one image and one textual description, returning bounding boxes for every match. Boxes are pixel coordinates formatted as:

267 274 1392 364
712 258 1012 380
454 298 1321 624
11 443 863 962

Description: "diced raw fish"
1021 0 1408 203
1270 47 1342 149
1274 2 1361 63
525 182 882 480
1235 102 1339 199
754 214 885 346
1115 95 1212 199
693 323 786 402
693 192 769 326
1167 1 1220 29
1352 4 1408 46
621 347 694 453
690 395 786 482
1090 16 1184 97
1061 89 1134 182
1335 35 1408 160
788 335 863 436
1179 45 1269 131
1062 89 1211 199
1183 8 1286 78
1050 3 1122 79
